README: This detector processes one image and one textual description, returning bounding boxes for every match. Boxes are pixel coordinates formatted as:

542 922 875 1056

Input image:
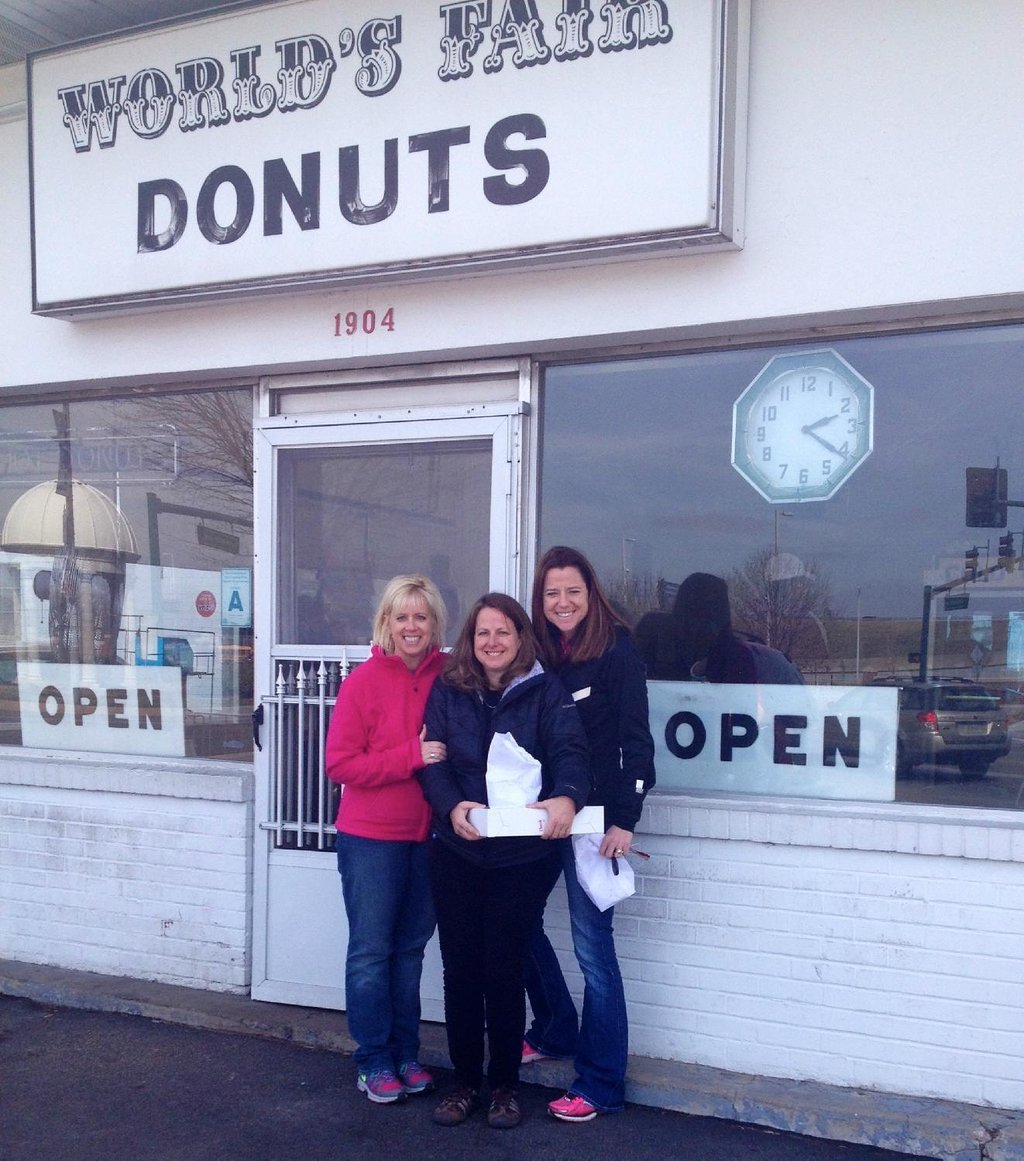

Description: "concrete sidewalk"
2 958 1021 1161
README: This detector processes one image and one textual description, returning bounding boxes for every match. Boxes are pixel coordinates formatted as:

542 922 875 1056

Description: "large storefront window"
540 325 1024 810
0 388 254 760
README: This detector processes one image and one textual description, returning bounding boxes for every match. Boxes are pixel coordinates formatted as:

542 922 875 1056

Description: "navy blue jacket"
419 662 591 867
547 625 656 832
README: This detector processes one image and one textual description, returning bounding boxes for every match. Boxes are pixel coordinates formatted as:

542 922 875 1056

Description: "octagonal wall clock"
731 348 875 503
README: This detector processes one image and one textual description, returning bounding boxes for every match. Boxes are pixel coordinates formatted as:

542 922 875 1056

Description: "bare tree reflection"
728 546 832 661
134 390 252 520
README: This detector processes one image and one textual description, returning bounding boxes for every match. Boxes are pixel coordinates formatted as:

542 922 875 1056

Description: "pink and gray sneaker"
356 1069 406 1104
548 1092 600 1121
397 1061 434 1094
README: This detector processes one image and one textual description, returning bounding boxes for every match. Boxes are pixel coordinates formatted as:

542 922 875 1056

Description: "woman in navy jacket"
419 592 590 1131
524 546 656 1121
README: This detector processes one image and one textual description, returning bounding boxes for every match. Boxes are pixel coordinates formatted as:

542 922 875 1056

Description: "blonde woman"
325 575 448 1104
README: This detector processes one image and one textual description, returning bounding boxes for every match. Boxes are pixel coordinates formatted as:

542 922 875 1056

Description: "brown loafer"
487 1087 522 1129
432 1085 479 1126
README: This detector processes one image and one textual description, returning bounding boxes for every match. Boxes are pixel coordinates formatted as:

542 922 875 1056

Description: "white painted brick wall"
5 751 1023 1111
0 753 253 992
541 799 1024 1112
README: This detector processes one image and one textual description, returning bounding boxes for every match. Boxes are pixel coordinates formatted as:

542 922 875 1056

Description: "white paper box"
467 805 604 838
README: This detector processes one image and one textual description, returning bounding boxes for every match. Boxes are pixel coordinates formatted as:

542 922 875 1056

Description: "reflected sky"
539 325 1024 620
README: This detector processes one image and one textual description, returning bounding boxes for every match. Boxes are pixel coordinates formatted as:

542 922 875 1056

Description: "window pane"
0 389 254 760
540 325 1024 810
277 439 490 645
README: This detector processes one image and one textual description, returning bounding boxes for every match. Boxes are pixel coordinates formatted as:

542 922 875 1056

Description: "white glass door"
251 402 522 1010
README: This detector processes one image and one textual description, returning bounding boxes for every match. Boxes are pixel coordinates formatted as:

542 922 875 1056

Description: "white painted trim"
642 794 1024 863
0 745 251 801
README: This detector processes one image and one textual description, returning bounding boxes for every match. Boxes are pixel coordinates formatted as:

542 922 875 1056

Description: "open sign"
647 682 898 801
17 661 186 757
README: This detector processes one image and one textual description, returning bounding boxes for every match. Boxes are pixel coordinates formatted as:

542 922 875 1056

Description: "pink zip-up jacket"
325 644 446 842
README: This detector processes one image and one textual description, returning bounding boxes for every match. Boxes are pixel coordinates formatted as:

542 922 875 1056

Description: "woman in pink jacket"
326 574 449 1105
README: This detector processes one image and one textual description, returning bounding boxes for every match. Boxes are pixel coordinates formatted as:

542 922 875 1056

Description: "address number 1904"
333 308 395 337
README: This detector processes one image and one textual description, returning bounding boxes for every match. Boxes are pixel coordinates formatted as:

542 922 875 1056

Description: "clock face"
731 349 874 503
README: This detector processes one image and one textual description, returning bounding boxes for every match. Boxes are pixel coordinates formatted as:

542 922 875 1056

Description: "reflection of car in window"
869 677 1010 779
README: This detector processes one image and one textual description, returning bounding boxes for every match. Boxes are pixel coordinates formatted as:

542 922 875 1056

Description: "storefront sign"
648 682 898 800
0 428 178 485
28 0 748 316
17 661 187 757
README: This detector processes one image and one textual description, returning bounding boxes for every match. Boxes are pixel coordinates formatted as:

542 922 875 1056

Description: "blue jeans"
524 840 628 1112
336 832 436 1074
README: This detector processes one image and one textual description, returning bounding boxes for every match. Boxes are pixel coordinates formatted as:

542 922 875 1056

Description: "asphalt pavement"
1 994 930 1161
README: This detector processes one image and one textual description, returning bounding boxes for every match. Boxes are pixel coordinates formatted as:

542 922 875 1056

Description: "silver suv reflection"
870 677 1010 779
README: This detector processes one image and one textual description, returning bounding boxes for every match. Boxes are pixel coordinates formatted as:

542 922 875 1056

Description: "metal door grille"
258 653 365 850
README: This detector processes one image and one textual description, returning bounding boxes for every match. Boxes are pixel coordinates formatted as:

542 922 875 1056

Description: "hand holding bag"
572 833 635 911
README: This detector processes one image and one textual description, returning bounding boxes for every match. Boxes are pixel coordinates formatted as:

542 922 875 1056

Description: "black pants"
429 840 563 1091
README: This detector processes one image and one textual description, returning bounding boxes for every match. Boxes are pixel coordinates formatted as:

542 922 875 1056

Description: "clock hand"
802 414 839 433
805 428 847 457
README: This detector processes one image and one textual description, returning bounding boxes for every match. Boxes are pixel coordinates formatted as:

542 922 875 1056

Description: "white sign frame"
28 0 748 316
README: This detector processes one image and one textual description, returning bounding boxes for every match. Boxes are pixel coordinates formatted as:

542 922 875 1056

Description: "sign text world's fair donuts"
28 0 748 316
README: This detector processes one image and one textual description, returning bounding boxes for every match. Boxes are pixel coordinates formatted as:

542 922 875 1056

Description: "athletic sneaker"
356 1069 406 1104
397 1061 434 1094
521 1039 550 1064
548 1093 599 1121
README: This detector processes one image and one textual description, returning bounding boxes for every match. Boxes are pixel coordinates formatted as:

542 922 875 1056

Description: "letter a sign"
221 568 252 629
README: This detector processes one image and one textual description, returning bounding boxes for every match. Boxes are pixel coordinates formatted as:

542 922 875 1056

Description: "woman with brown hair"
523 546 656 1121
419 592 590 1130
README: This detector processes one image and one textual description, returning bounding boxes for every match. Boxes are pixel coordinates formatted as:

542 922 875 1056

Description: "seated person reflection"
635 572 803 684
299 562 375 644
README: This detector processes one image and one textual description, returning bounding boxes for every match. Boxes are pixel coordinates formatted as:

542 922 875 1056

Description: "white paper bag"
485 732 543 808
572 833 635 911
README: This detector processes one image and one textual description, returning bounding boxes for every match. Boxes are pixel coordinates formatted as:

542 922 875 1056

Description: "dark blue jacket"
547 625 656 832
419 662 591 867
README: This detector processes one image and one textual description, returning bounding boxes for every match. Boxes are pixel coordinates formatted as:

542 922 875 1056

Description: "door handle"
251 703 264 752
